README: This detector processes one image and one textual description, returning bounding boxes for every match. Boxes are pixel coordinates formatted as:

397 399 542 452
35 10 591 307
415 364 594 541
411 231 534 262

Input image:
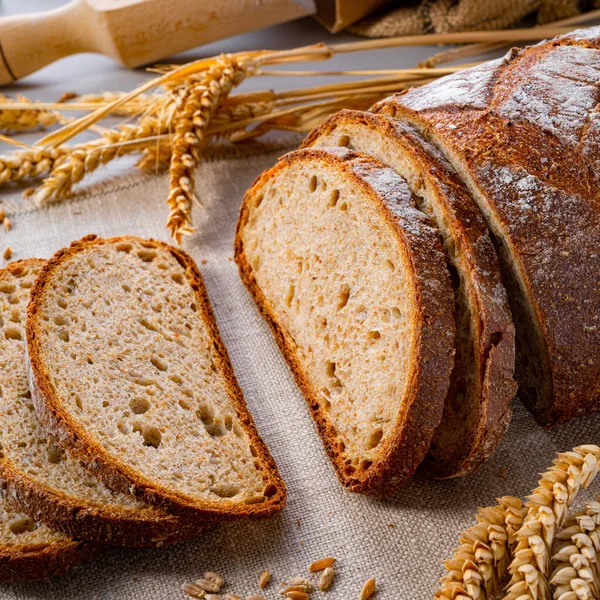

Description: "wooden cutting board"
0 0 315 85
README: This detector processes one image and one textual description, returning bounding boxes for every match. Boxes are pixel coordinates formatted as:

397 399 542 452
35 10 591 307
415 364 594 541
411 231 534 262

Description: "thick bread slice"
235 147 455 496
373 29 600 426
26 236 286 521
0 259 204 546
0 502 94 581
302 110 517 479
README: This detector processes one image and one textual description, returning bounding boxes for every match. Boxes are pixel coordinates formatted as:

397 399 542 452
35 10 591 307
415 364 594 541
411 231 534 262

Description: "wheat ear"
435 496 526 600
0 147 69 185
504 445 600 600
0 93 62 132
166 54 249 243
550 501 600 600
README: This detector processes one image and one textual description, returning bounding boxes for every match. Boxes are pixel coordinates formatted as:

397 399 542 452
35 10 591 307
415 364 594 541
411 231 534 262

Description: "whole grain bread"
0 259 205 546
0 501 95 582
235 147 455 496
302 110 517 479
373 28 600 426
26 236 286 521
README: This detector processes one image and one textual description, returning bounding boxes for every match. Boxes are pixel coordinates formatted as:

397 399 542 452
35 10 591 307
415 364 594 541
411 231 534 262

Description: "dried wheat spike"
166 54 249 243
0 93 61 132
0 146 68 186
504 445 600 600
435 496 526 600
550 501 600 600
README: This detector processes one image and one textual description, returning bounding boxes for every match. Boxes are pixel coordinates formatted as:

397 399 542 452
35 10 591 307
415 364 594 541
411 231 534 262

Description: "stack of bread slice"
235 26 600 496
0 236 286 580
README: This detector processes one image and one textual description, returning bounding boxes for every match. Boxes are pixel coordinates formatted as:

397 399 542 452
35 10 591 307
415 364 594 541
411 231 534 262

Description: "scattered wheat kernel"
204 572 225 589
3 247 12 260
359 578 376 600
182 582 207 598
258 571 271 589
223 595 242 600
3 218 11 232
205 595 222 600
308 557 336 572
246 596 267 600
0 208 4 223
282 578 314 594
285 592 309 600
319 567 335 591
196 578 221 593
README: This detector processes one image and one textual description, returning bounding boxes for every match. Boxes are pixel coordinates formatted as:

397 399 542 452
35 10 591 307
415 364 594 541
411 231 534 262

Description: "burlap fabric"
350 0 600 37
1 143 599 600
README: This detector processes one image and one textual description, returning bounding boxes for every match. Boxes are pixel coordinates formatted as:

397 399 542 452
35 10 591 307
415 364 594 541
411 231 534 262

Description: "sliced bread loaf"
301 110 517 479
0 502 94 581
235 147 455 496
373 30 600 426
0 259 205 546
26 236 286 521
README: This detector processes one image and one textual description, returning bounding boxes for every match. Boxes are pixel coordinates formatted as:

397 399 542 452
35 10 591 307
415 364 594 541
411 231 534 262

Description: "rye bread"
373 28 600 426
0 259 205 546
26 236 286 521
235 147 455 496
302 110 517 479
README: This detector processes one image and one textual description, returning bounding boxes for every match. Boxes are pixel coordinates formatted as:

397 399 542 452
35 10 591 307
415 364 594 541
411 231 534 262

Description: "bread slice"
0 259 206 546
373 31 600 426
26 236 286 521
235 147 455 496
302 110 517 479
0 502 94 581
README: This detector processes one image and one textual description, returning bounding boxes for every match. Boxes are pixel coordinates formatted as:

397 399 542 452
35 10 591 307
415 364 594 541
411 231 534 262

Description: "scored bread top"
0 499 94 582
235 147 455 496
373 29 600 426
26 236 286 521
0 259 205 546
302 110 517 479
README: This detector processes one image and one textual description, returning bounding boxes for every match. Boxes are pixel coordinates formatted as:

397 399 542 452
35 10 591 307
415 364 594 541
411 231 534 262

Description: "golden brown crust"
301 110 517 479
235 147 455 496
373 30 600 426
26 236 286 522
0 259 206 546
0 537 96 582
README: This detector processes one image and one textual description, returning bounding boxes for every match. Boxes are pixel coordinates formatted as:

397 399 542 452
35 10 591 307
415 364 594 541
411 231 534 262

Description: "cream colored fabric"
1 144 599 599
349 0 597 37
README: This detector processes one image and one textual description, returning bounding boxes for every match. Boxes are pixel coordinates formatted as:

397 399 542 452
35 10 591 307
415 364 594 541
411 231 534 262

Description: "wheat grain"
166 54 248 243
182 582 207 598
3 247 12 260
258 571 271 589
308 557 336 573
359 578 376 600
504 445 600 600
0 146 68 186
319 567 335 591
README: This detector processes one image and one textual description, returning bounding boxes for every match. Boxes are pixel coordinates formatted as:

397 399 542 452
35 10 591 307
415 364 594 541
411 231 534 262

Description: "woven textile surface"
1 144 599 600
350 0 600 37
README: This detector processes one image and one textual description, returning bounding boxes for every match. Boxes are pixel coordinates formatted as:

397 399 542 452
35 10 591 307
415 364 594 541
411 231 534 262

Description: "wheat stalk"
550 502 600 600
504 445 600 600
435 497 527 600
166 54 249 242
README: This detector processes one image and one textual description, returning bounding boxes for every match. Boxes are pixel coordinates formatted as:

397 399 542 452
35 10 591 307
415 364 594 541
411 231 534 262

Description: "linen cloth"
1 144 599 600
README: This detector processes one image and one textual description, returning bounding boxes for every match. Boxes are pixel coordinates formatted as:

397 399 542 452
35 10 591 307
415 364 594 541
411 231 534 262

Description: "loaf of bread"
26 236 286 521
235 147 455 496
302 110 517 479
373 26 600 426
0 259 205 546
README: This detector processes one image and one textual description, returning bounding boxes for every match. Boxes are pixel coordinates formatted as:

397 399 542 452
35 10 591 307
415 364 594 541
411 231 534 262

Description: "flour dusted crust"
235 147 455 496
302 111 517 478
373 27 600 426
26 236 286 521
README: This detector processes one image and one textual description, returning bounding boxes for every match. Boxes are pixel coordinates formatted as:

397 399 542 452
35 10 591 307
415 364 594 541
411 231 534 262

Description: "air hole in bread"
136 249 156 262
169 374 183 385
339 201 348 211
286 284 295 307
360 459 373 471
122 284 131 293
141 425 162 448
337 285 350 310
385 260 396 272
171 273 184 285
47 444 64 464
86 355 93 365
75 396 83 410
326 361 336 378
9 517 36 535
210 483 238 498
338 135 350 147
254 194 264 208
367 428 384 450
102 400 109 408
0 283 15 293
54 315 67 326
59 330 69 343
309 175 318 192
179 399 191 410
369 331 381 340
116 243 133 253
129 397 150 415
391 307 401 319
19 280 33 289
196 403 214 425
57 298 68 309
4 325 21 340
224 415 233 431
150 356 168 371
490 331 502 347
139 317 157 332
204 421 226 437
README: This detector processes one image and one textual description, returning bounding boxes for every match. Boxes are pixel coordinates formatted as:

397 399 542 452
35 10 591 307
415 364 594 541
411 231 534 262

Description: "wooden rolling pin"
0 0 315 85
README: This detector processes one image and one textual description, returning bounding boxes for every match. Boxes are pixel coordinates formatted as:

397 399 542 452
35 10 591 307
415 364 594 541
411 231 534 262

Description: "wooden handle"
0 0 103 85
